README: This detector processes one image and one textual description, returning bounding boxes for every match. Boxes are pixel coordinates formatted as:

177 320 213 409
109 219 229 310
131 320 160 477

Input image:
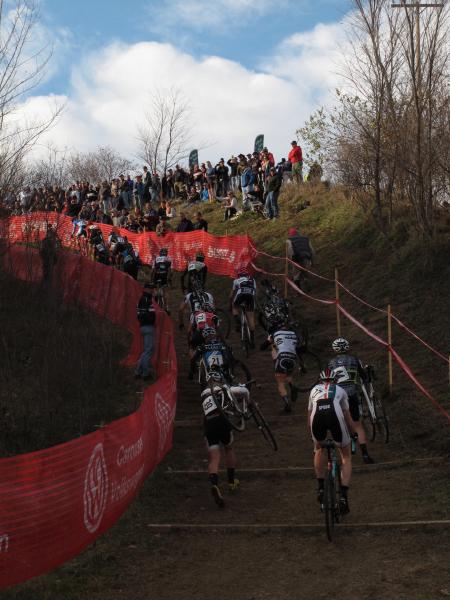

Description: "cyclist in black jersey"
328 337 374 464
190 330 234 382
181 252 208 293
151 248 172 313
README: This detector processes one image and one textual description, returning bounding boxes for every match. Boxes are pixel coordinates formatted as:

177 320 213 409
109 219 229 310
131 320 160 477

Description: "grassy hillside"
186 184 450 450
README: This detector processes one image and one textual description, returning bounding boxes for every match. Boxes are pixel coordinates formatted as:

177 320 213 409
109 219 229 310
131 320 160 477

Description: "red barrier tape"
1 212 255 276
250 261 285 278
250 239 446 365
0 246 178 589
338 281 448 364
286 277 336 306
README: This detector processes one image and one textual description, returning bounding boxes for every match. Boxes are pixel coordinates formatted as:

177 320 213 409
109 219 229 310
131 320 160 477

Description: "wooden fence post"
387 304 393 395
335 268 341 337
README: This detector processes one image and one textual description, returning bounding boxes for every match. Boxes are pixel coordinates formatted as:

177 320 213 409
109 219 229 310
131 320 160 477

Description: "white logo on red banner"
83 443 109 534
155 393 175 460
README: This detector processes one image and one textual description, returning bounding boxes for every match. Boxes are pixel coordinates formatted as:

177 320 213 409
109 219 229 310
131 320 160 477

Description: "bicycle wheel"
214 388 245 432
241 312 250 358
215 308 231 339
232 359 252 389
249 402 278 451
324 471 335 542
374 394 390 443
361 397 377 442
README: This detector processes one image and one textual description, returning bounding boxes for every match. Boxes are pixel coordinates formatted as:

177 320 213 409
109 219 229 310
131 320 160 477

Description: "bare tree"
66 146 135 184
321 0 449 236
0 0 63 191
137 88 191 174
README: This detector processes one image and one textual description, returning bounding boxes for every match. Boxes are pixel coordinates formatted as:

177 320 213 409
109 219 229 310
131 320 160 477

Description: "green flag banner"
254 134 264 154
189 150 199 168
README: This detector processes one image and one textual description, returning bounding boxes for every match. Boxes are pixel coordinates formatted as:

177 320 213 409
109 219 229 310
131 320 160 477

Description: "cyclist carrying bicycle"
308 368 356 514
178 289 215 330
328 338 374 464
181 251 208 293
201 372 241 507
229 269 257 347
151 248 172 314
260 320 300 413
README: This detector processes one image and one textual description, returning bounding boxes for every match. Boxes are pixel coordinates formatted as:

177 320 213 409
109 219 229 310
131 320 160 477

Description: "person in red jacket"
288 140 303 184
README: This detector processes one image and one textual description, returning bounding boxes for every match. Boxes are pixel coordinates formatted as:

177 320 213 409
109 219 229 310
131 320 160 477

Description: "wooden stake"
335 268 341 337
284 241 289 299
387 304 393 395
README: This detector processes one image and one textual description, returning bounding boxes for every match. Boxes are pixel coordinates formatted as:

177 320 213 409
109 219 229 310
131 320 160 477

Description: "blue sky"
39 0 347 95
24 0 351 163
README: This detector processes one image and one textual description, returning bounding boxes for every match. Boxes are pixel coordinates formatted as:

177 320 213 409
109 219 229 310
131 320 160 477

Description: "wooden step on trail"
165 456 447 476
145 519 450 533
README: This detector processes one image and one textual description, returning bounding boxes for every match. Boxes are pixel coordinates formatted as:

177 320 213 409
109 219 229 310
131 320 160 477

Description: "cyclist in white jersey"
260 321 299 412
308 368 356 514
229 270 257 347
201 375 241 507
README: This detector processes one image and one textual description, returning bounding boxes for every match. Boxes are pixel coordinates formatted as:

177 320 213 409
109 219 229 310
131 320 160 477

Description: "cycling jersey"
202 341 230 370
182 261 208 292
328 355 366 389
271 329 298 357
192 311 217 332
232 276 256 310
185 292 215 315
153 255 172 281
308 382 350 447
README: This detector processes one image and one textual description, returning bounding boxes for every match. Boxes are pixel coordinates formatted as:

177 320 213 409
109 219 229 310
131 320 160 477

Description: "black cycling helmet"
196 251 205 262
159 248 168 256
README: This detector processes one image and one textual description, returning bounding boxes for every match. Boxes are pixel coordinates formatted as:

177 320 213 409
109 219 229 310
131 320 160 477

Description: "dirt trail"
6 273 450 600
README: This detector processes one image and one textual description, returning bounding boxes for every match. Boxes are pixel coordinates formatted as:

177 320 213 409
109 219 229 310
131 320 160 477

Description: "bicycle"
238 304 252 357
361 365 390 443
206 373 277 451
154 281 169 313
321 438 343 542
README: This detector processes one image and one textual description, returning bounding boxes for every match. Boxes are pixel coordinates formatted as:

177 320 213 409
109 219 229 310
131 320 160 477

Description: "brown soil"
5 274 450 600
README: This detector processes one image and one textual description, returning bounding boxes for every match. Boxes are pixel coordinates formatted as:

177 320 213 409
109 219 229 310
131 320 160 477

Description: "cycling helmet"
319 368 338 382
196 251 205 262
332 338 349 353
203 302 214 313
159 248 168 256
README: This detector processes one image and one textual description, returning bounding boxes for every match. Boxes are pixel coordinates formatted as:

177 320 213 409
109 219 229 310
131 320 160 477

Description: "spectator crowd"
0 140 323 229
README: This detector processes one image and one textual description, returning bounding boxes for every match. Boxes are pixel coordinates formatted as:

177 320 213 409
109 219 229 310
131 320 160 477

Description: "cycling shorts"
310 407 350 448
204 415 233 449
274 352 297 375
233 293 255 312
155 274 169 286
346 390 362 422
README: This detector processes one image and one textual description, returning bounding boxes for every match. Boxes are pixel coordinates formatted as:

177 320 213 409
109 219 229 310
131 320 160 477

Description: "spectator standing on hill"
135 283 156 381
223 191 238 221
177 213 194 233
264 167 282 219
288 141 303 185
205 161 216 202
240 162 254 207
227 156 239 191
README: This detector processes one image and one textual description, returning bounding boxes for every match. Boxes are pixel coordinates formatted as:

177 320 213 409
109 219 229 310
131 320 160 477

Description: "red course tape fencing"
251 244 450 423
1 212 256 275
0 246 177 589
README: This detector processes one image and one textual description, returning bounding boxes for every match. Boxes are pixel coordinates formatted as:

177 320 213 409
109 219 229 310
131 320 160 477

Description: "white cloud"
21 18 347 168
150 0 287 34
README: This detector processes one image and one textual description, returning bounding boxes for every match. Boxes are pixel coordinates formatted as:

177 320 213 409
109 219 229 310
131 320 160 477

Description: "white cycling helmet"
332 338 349 353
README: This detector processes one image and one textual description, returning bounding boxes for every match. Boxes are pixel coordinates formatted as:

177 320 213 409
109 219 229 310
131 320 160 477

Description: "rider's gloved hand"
179 322 184 331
